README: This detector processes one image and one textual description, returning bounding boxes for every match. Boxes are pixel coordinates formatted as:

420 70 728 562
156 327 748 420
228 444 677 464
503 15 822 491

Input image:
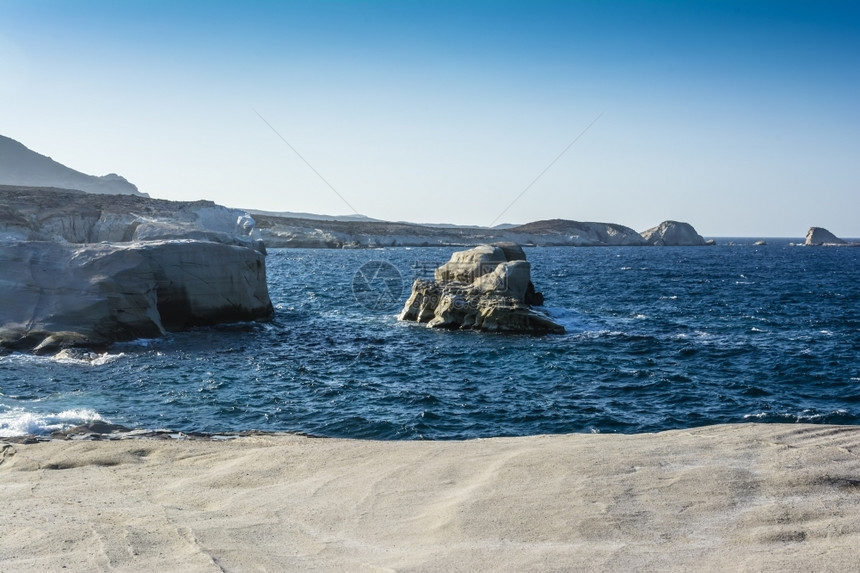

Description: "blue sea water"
1 242 858 440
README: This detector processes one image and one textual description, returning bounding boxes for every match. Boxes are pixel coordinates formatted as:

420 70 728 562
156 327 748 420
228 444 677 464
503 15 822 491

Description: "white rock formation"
0 241 272 352
640 221 707 246
434 244 509 283
804 227 847 246
0 187 263 249
399 244 562 334
0 187 273 352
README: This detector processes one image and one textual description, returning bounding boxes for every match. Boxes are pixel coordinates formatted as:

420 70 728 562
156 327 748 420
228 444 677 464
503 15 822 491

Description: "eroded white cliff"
1 187 273 352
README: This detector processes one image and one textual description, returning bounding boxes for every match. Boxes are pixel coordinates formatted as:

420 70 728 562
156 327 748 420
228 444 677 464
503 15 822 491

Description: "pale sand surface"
2 423 860 572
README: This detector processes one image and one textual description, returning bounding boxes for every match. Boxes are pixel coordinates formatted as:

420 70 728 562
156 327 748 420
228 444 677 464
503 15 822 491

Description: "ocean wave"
0 408 107 437
544 307 592 332
743 409 852 424
0 349 126 367
51 349 126 366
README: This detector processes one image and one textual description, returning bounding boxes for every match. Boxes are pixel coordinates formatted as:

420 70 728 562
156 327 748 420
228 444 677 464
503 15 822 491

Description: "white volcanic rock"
399 244 563 334
473 260 532 301
640 221 707 246
0 187 273 352
0 240 272 352
434 244 508 283
0 187 262 249
804 227 847 246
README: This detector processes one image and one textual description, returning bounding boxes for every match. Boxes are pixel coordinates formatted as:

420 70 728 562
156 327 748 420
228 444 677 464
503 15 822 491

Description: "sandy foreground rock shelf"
2 423 859 572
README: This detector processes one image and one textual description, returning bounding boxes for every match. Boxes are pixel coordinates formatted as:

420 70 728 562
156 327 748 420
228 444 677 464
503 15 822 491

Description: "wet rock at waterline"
399 244 563 334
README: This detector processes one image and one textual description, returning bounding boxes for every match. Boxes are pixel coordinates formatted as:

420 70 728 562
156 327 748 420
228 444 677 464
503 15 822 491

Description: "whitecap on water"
51 349 125 366
743 409 849 423
1 349 125 367
544 307 591 332
0 407 107 437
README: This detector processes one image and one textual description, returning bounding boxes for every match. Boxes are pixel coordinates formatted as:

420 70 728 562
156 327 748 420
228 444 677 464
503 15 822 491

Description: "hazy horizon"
2 1 858 237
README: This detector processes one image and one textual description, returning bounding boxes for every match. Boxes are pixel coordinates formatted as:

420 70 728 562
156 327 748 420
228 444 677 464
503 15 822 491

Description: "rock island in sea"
399 242 564 334
804 226 858 246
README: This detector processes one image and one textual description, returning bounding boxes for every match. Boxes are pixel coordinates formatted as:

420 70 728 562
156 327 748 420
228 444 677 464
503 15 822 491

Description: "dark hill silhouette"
0 135 145 196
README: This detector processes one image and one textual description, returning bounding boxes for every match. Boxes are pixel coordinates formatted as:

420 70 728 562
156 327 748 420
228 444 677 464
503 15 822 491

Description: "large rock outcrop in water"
399 243 564 334
0 187 273 352
640 221 707 246
804 227 848 246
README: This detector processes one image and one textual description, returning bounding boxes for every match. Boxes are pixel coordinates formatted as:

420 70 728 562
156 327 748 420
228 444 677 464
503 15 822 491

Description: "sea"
2 241 858 440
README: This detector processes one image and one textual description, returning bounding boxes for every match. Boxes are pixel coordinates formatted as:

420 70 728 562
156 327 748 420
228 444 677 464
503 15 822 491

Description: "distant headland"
0 135 145 197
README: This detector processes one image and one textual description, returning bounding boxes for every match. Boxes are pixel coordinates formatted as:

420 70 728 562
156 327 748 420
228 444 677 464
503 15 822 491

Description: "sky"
1 0 858 237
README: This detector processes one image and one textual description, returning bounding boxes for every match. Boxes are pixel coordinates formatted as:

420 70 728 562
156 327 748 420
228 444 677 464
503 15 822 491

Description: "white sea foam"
743 409 849 423
545 307 591 332
2 350 125 367
0 408 106 437
51 349 126 366
113 337 162 348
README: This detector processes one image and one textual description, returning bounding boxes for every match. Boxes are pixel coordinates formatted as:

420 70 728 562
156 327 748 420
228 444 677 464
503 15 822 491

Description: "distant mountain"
0 135 145 196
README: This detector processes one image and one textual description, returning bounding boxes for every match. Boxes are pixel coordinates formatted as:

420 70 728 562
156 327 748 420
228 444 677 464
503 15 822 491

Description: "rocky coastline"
254 214 710 248
0 186 273 353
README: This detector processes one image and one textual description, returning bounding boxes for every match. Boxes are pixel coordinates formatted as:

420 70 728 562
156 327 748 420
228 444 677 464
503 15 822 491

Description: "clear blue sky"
2 0 858 236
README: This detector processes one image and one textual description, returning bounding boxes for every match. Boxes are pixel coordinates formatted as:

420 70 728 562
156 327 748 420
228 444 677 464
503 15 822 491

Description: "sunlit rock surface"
399 244 563 334
0 187 273 352
640 221 707 246
804 227 847 246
